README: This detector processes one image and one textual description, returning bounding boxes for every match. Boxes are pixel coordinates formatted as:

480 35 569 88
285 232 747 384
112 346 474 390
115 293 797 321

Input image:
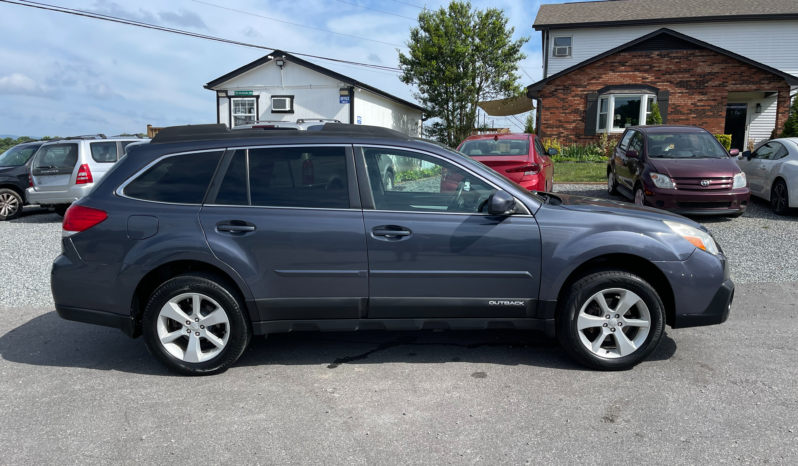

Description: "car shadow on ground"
0 311 678 376
11 206 62 223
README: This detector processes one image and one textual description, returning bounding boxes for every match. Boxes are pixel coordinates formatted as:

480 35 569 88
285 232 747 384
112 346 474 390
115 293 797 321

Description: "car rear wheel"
634 185 645 206
143 273 251 376
771 179 790 215
556 270 665 370
0 189 23 221
607 170 618 195
385 171 395 191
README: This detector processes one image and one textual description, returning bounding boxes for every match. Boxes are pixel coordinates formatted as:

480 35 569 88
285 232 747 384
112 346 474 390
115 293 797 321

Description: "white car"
27 135 147 215
736 137 798 215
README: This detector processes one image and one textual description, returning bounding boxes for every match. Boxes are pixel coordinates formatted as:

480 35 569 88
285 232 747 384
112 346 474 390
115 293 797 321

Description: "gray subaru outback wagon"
53 124 734 375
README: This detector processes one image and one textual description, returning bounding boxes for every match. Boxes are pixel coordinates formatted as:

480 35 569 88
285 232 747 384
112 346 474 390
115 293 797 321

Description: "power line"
333 0 417 20
391 0 425 9
191 0 407 48
2 0 402 72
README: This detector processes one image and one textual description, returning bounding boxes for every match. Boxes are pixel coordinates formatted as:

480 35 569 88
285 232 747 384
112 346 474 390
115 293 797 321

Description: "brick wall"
538 49 792 145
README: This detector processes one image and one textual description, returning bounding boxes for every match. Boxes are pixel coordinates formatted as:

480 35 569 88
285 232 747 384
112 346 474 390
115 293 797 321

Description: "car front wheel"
607 170 618 195
634 185 646 206
557 270 665 370
142 273 251 375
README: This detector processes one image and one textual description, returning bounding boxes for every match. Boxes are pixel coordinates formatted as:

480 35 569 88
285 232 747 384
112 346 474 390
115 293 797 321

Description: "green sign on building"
234 91 254 96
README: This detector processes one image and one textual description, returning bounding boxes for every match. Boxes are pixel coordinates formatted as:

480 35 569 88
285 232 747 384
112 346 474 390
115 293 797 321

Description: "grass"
553 162 606 183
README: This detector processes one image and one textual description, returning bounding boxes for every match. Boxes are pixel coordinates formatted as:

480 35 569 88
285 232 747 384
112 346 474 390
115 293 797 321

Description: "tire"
54 205 70 217
607 169 618 195
0 188 23 221
771 179 790 215
142 272 252 376
556 270 665 371
633 184 646 206
384 171 395 191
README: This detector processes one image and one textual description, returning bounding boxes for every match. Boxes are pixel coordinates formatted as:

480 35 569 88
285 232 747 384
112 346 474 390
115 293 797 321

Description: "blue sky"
0 0 582 137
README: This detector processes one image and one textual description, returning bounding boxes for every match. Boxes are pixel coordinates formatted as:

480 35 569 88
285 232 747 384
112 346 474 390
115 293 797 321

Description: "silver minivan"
27 135 147 215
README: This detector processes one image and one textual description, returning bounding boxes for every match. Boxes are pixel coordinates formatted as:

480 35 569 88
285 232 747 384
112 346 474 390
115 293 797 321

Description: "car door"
356 145 542 319
763 144 790 196
534 137 554 191
622 130 644 188
745 142 782 196
614 130 635 190
200 145 369 321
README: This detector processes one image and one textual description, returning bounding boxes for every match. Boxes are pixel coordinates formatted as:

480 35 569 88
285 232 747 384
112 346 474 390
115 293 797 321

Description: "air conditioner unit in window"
272 97 290 111
553 47 570 57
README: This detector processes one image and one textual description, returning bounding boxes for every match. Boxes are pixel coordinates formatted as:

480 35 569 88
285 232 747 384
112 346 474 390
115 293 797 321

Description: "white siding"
354 89 422 137
546 21 798 78
217 98 228 125
747 95 779 146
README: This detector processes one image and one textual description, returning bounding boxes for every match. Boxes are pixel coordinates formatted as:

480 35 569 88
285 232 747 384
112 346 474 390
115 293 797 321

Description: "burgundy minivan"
607 125 750 216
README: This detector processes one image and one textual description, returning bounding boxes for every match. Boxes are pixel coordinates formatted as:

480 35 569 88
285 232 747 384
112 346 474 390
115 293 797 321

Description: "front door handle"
758 165 766 170
217 222 256 232
372 225 412 239
373 229 411 237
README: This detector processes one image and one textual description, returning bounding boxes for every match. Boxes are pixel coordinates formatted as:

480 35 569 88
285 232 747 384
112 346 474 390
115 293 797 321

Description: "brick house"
527 0 798 150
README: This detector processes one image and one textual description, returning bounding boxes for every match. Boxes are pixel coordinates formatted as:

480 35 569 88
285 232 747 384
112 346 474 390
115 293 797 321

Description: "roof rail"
62 134 108 140
296 119 342 123
150 123 411 145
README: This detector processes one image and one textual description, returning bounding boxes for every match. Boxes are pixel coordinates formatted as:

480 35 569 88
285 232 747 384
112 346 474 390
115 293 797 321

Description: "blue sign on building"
356 116 362 124
339 96 350 104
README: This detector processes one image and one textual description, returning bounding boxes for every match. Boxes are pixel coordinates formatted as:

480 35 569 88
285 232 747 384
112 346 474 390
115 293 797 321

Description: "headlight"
733 172 746 188
650 172 674 189
664 221 719 255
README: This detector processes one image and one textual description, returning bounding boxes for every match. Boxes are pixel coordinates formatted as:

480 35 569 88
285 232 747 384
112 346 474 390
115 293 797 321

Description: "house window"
552 37 572 58
271 95 294 113
596 94 657 133
232 98 256 127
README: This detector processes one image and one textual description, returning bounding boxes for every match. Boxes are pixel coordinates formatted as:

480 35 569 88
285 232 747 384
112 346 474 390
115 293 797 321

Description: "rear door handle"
373 229 411 237
372 225 412 238
217 222 256 232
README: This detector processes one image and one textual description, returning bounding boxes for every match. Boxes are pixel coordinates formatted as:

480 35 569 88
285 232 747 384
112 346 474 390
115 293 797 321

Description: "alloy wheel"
576 288 651 359
0 193 19 217
634 188 645 206
772 183 787 212
157 293 230 363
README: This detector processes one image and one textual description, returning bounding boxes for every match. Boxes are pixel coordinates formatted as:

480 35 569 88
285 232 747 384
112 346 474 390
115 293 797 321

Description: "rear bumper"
56 305 138 338
645 185 750 215
26 184 93 205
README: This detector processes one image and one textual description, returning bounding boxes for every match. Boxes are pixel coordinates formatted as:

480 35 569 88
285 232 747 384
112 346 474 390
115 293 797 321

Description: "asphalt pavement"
2 194 798 464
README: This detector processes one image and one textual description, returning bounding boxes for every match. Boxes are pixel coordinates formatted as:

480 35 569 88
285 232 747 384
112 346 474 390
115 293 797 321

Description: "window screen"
123 151 222 204
247 146 348 208
90 142 118 163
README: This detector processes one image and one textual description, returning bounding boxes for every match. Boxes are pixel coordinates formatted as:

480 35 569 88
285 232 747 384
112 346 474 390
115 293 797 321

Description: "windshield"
647 132 728 159
459 139 529 156
0 144 42 166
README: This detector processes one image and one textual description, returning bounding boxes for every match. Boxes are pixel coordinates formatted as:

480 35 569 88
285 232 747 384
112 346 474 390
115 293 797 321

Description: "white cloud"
0 73 58 99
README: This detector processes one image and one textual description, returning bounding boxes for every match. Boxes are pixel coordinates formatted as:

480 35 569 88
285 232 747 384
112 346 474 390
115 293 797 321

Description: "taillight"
302 159 314 185
29 172 33 187
76 164 93 184
506 163 541 176
62 205 107 237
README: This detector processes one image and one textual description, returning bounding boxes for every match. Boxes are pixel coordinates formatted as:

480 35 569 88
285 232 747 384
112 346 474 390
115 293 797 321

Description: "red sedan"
453 133 554 192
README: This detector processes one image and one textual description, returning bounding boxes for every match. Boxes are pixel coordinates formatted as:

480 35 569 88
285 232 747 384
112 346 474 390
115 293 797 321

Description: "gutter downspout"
348 86 355 124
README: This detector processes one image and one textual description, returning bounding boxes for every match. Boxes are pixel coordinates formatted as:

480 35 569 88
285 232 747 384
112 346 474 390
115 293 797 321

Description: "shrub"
781 96 798 138
541 138 562 154
646 102 663 125
524 112 535 134
599 132 620 158
395 165 442 183
714 134 732 151
551 142 606 163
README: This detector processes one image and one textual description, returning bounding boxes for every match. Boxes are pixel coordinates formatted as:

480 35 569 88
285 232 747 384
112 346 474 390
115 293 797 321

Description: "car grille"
676 201 732 209
671 177 733 190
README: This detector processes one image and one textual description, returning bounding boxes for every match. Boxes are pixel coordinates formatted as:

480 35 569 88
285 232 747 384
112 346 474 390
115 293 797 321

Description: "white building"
204 50 424 136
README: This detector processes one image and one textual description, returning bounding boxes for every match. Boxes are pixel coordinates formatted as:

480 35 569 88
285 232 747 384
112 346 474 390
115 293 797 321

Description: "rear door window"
34 143 79 170
123 151 223 204
213 146 350 209
619 131 635 151
627 131 644 153
90 142 118 163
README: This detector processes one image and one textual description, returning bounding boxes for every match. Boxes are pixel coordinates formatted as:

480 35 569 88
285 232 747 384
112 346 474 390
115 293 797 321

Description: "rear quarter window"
90 142 118 163
122 151 223 204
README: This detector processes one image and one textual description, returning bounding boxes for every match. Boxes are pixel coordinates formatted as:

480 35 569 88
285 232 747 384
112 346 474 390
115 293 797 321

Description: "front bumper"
644 184 750 215
672 279 734 328
26 183 94 206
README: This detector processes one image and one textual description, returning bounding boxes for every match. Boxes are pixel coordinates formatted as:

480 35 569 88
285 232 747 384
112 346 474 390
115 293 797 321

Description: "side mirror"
487 191 516 216
729 148 739 157
741 150 752 161
547 147 558 156
625 149 639 159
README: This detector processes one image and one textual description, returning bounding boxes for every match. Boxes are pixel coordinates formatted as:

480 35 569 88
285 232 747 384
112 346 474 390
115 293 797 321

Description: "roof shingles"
534 0 798 29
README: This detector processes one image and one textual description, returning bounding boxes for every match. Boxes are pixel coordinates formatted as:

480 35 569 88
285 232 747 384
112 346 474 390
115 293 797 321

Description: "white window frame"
551 36 572 58
231 97 257 128
596 94 657 134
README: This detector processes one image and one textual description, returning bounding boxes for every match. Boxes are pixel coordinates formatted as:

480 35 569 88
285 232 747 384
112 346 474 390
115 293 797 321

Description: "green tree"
646 102 663 125
781 96 798 138
523 112 535 134
399 1 528 147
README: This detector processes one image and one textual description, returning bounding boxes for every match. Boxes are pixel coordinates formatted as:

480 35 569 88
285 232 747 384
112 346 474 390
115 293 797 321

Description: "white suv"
27 135 147 215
